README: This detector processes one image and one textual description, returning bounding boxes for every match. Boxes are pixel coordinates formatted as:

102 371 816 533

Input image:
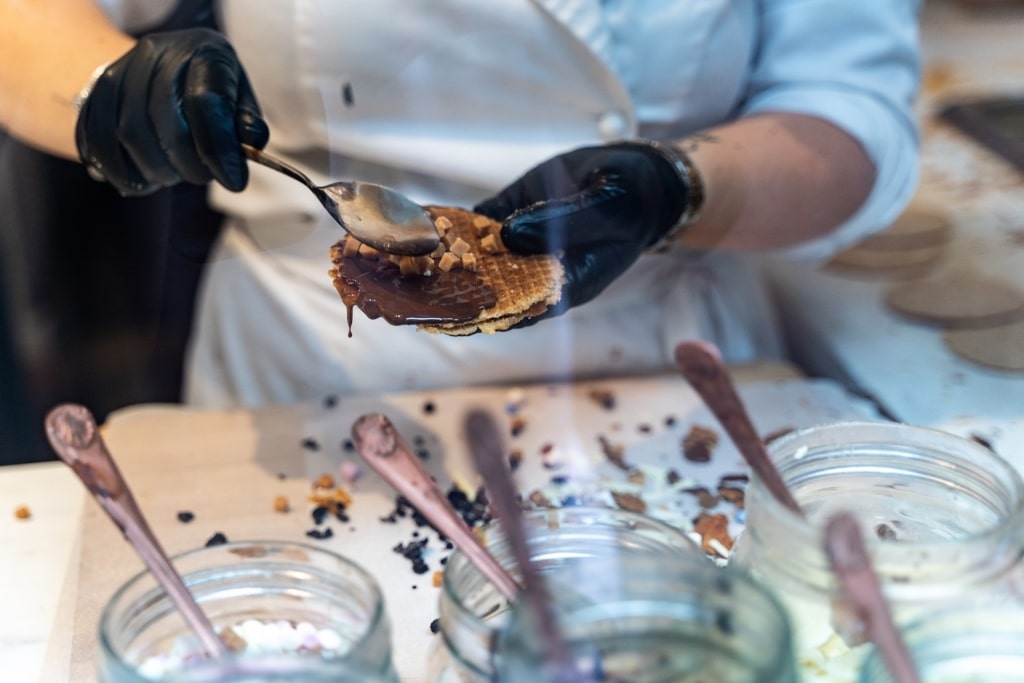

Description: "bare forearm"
677 112 875 251
0 1 133 160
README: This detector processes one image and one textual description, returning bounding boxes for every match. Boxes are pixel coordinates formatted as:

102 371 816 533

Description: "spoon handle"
825 513 922 683
674 340 803 516
44 404 228 659
350 413 520 600
242 144 318 190
464 409 584 683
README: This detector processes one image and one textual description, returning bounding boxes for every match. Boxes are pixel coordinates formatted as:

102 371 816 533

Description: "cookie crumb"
611 491 647 514
683 425 719 463
273 495 290 513
13 505 30 520
177 511 195 524
205 532 228 547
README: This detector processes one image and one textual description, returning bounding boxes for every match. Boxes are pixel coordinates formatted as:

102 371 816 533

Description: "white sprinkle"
794 445 809 460
317 627 343 651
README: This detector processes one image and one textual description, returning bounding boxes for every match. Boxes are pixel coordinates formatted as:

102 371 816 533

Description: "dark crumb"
599 434 629 471
413 434 426 446
876 523 898 540
718 472 750 486
682 425 719 463
205 532 228 547
664 415 677 428
969 433 995 452
411 585 418 590
718 486 745 509
587 388 616 410
422 400 436 415
540 442 554 455
666 469 681 485
342 439 355 453
550 475 568 486
637 423 652 434
306 527 334 540
541 461 561 471
762 426 795 446
312 506 330 526
301 437 320 451
685 487 719 509
429 618 440 634
177 511 196 524
440 556 449 565
510 416 528 438
277 472 287 481
508 449 523 472
416 448 431 460
323 395 338 409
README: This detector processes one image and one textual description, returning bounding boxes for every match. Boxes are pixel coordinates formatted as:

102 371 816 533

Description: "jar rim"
748 421 1024 580
98 540 387 671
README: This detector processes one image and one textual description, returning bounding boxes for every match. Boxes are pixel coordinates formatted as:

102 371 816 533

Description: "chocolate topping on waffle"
329 206 564 336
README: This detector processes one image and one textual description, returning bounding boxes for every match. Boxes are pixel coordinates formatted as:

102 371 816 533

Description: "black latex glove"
475 142 691 323
75 28 269 197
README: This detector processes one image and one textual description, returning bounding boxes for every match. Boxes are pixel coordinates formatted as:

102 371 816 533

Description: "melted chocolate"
337 257 496 328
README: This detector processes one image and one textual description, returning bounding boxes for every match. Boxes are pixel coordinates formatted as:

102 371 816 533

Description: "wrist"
642 139 706 253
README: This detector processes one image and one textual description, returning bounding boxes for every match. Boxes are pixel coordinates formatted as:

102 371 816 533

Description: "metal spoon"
350 413 520 600
44 403 228 659
242 144 440 256
825 512 922 683
464 409 586 683
674 340 804 516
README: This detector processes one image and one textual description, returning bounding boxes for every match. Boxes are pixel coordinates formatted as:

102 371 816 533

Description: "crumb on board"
683 425 719 463
273 495 290 513
313 473 336 490
693 512 734 557
13 505 30 520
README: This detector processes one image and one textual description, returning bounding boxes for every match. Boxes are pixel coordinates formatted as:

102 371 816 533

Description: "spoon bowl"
243 145 440 256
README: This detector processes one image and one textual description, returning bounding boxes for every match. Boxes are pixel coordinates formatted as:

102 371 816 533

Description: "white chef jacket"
98 0 921 408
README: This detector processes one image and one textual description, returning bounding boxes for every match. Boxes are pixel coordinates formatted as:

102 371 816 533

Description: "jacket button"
597 110 629 141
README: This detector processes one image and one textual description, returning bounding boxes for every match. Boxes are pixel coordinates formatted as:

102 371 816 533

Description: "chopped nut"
273 495 290 513
342 238 362 257
449 237 471 257
528 490 552 508
611 490 647 513
434 215 453 233
627 469 646 485
480 233 501 254
313 473 336 490
13 505 30 520
472 215 493 234
357 242 382 260
683 425 719 463
399 256 422 277
587 388 617 410
432 571 443 588
437 251 461 272
693 512 734 556
461 252 478 272
718 486 745 509
219 626 248 652
598 434 628 470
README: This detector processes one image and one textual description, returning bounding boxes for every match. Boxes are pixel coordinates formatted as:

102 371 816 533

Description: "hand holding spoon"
825 513 922 683
44 403 227 659
674 340 803 516
464 409 585 683
243 145 440 256
350 413 520 600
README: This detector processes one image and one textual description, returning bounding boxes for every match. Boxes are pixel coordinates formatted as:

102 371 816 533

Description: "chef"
0 0 921 407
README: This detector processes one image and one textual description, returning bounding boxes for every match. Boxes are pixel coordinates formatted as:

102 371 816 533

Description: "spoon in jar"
44 403 228 659
350 413 520 600
674 340 803 516
825 512 922 683
464 409 586 683
242 144 440 256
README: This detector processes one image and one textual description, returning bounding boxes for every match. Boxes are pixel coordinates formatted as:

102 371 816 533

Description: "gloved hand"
474 142 698 322
75 28 269 196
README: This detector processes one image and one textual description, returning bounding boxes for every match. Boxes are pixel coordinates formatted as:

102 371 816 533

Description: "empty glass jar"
493 551 797 683
731 421 1024 683
98 540 399 683
426 505 702 683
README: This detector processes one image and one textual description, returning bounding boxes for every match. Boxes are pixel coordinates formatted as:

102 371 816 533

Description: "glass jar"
493 552 797 683
731 421 1024 683
98 540 399 683
427 506 702 683
859 602 1024 683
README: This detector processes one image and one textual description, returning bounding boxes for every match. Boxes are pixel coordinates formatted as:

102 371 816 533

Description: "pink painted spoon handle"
44 403 227 658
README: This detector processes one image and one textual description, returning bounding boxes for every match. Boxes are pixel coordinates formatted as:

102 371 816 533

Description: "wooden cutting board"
42 366 878 683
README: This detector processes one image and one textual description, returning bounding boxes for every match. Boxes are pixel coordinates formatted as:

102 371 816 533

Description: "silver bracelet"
73 62 110 114
643 139 705 253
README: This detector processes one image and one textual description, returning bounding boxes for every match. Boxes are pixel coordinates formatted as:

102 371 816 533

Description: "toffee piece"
328 206 565 335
